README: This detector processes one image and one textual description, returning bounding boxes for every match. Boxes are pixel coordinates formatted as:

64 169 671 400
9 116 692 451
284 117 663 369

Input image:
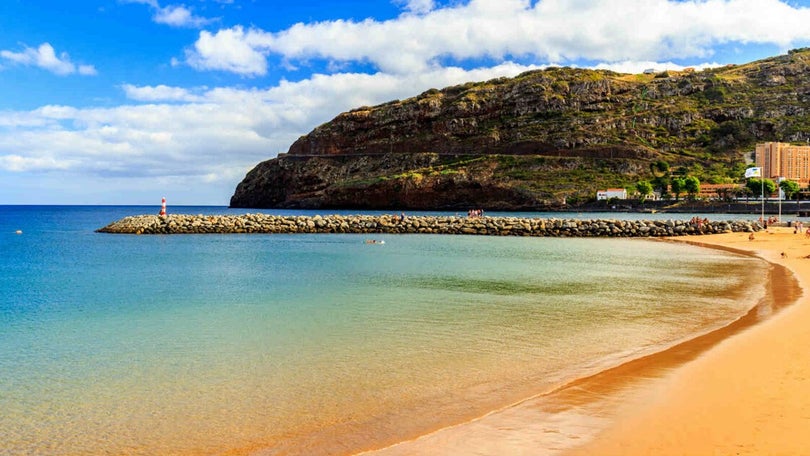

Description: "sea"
0 205 775 455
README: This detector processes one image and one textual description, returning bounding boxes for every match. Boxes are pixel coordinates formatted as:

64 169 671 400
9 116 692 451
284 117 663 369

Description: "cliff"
231 49 810 210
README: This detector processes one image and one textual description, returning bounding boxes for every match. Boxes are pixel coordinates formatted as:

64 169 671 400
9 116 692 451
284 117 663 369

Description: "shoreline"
353 231 802 456
564 227 809 455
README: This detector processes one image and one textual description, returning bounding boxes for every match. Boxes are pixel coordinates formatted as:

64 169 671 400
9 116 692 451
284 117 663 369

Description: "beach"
362 227 807 456
568 227 810 455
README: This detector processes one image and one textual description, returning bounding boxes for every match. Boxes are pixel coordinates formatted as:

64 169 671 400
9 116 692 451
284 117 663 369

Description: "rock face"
231 49 810 209
97 214 759 237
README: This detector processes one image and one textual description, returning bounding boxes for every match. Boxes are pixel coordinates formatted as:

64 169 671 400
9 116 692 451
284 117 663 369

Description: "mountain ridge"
231 49 810 210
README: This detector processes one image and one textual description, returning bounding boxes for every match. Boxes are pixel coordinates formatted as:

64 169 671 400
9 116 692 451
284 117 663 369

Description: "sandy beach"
568 227 810 455
363 227 809 456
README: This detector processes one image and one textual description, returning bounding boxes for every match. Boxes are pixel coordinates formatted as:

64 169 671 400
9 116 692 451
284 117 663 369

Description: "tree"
684 176 701 200
636 180 653 202
716 187 736 202
746 178 776 198
780 179 800 200
673 166 689 176
652 175 670 198
671 177 686 201
730 162 748 179
650 160 670 178
739 186 754 203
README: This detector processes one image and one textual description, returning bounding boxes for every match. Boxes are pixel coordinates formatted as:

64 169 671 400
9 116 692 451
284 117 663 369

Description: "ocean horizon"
1 205 771 455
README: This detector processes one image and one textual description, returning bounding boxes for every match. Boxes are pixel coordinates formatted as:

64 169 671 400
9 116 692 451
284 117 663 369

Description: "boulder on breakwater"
96 214 761 237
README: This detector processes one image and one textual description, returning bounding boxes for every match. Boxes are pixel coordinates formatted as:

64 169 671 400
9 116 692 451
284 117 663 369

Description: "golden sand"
567 227 810 455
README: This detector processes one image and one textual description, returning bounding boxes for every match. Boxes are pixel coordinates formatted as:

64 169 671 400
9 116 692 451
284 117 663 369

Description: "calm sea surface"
0 206 769 455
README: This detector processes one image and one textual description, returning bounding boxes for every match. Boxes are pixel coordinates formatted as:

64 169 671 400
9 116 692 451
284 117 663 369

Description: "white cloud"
122 84 202 102
154 4 213 28
119 0 159 7
78 65 98 76
123 0 214 28
0 43 97 76
186 26 272 76
396 0 436 14
185 0 810 76
0 154 77 172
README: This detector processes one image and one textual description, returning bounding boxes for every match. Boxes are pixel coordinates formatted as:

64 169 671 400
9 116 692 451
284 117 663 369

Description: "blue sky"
2 0 810 205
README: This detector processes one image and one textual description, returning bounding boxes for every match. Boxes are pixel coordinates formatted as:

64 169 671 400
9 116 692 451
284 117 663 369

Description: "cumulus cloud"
0 43 97 76
185 0 810 76
186 26 272 76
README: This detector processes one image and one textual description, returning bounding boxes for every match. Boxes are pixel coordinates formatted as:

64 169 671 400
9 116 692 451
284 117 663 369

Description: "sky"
3 0 810 205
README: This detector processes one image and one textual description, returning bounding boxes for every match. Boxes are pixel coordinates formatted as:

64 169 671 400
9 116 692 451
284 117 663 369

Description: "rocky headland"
97 214 759 237
231 49 810 210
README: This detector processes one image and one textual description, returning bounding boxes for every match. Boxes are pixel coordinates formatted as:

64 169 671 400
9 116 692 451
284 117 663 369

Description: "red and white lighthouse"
159 197 167 216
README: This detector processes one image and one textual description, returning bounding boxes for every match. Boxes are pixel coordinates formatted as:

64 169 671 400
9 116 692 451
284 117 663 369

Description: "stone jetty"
96 214 760 237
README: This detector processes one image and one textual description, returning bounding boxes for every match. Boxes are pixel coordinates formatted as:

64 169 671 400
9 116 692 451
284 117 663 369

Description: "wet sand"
360 228 806 456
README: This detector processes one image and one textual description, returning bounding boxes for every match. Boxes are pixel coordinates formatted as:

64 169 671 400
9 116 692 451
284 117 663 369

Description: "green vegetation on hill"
232 49 810 210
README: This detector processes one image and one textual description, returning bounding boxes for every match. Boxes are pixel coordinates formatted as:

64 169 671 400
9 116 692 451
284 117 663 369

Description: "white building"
597 188 628 200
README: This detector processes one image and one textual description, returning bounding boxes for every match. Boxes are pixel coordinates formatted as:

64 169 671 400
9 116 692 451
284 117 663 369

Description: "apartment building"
755 142 810 182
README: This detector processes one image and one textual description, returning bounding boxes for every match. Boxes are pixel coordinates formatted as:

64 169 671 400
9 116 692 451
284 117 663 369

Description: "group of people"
760 216 781 228
690 216 710 228
467 209 485 218
747 218 810 241
791 220 810 238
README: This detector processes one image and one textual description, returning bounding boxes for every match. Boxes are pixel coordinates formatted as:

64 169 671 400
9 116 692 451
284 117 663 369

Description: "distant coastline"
560 199 810 215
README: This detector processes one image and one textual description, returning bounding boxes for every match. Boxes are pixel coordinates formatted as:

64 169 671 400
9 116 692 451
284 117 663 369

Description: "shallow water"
0 206 768 455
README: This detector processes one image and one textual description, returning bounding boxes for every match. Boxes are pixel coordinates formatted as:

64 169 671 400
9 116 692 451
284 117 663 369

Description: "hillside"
231 49 810 210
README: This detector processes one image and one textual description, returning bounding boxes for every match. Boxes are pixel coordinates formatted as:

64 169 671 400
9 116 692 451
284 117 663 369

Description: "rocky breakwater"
96 214 760 237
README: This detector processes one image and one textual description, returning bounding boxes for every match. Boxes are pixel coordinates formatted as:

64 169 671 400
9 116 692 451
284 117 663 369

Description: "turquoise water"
0 206 768 455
